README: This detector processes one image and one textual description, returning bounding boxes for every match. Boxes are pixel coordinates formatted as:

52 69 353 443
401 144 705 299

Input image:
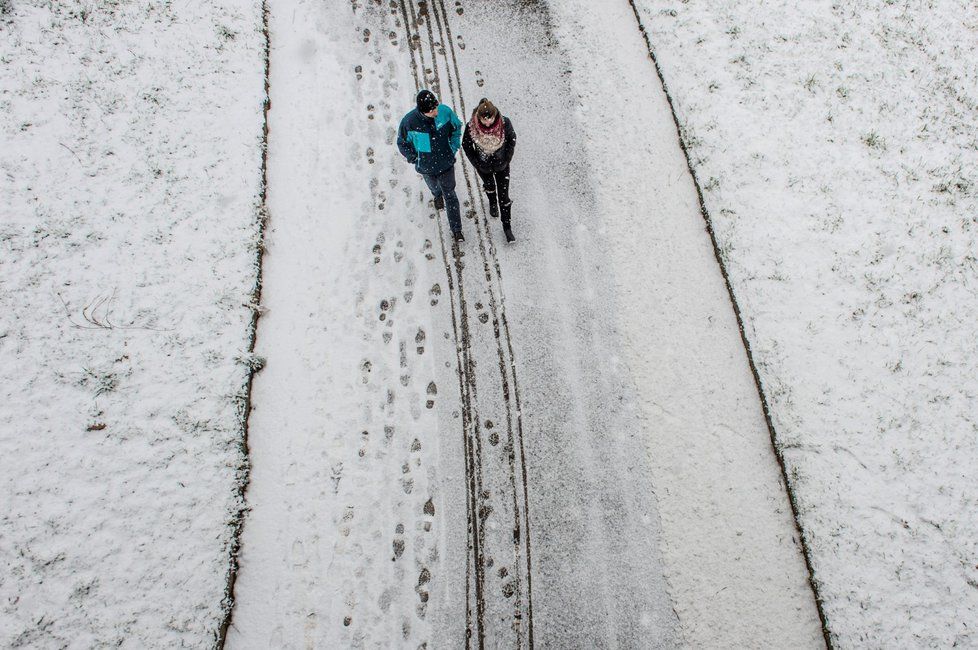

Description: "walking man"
397 89 465 243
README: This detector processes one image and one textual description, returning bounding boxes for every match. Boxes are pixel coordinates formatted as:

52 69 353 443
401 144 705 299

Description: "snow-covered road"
227 0 823 647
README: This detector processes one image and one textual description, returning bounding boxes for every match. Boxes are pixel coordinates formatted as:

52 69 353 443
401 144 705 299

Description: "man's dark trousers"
423 166 462 234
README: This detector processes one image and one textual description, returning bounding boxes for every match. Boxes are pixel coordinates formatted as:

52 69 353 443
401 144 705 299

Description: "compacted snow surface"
229 0 818 647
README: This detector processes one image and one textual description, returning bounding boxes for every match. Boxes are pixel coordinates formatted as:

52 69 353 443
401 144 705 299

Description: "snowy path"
227 1 823 647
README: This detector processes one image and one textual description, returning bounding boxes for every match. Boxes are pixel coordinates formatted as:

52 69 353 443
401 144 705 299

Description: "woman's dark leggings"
477 166 511 224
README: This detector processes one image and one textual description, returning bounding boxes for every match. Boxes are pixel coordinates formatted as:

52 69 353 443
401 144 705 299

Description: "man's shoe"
433 195 445 210
503 225 516 244
453 230 465 243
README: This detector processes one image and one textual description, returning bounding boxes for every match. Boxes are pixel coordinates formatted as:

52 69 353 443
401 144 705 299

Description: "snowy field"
0 1 264 646
3 0 976 647
634 0 978 646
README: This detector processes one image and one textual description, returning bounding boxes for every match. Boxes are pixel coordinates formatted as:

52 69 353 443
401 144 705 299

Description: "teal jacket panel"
397 105 462 175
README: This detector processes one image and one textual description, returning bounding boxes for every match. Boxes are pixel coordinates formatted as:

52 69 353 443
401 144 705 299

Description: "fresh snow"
4 0 975 647
0 1 264 646
633 0 978 646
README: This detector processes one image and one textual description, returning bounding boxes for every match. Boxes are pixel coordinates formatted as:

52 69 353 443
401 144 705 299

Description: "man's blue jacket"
397 105 462 176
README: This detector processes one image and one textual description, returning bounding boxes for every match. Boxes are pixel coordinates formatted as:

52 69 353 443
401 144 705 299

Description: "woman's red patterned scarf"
469 112 505 155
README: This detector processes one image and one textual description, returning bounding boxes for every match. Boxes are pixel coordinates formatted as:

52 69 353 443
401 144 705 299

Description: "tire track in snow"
404 0 535 645
427 3 535 645
407 1 493 642
396 1 488 645
425 1 535 645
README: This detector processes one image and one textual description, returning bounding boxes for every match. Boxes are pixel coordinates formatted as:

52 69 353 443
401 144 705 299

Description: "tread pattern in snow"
395 0 535 645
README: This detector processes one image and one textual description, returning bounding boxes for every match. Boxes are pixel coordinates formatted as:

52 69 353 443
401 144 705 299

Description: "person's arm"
503 117 516 163
449 109 463 154
396 116 417 163
461 124 477 166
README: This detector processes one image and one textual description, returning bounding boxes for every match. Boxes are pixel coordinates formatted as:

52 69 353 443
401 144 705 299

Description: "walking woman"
462 98 517 243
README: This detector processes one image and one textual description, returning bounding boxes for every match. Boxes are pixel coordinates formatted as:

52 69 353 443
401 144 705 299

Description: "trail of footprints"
403 0 535 643
335 0 529 646
330 3 456 645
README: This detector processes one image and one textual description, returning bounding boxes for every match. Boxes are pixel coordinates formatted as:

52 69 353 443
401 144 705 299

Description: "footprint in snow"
330 463 343 494
339 507 354 537
292 539 307 567
416 567 431 608
269 626 284 646
475 302 489 324
393 532 405 561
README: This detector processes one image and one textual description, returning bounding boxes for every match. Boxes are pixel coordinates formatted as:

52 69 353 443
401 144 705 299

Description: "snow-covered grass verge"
0 1 264 646
633 0 978 646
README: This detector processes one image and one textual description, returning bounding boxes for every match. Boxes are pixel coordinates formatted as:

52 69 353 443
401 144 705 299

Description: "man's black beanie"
417 89 438 113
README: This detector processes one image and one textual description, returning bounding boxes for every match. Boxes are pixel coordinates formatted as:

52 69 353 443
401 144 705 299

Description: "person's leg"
497 166 515 241
436 166 462 234
498 167 512 225
421 172 442 199
477 168 499 218
422 173 445 209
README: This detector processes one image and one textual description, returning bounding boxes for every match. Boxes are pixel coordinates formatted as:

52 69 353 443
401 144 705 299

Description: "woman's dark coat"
462 116 516 174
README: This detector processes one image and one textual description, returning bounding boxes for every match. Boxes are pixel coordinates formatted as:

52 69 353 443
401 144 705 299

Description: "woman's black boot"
486 190 499 219
501 201 515 243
